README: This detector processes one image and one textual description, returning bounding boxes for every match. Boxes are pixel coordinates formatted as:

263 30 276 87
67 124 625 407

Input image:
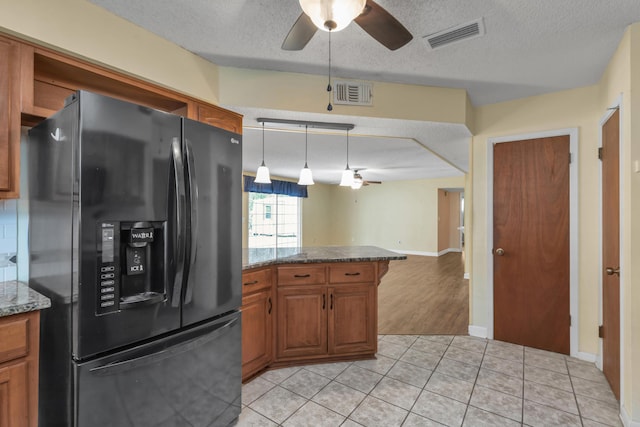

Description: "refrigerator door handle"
184 138 198 304
171 137 187 307
88 316 239 375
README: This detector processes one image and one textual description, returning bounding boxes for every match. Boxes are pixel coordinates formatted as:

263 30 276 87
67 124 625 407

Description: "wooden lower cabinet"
0 362 28 427
242 261 380 378
241 288 273 380
241 267 274 381
276 283 376 362
0 311 40 427
276 286 327 359
329 284 376 355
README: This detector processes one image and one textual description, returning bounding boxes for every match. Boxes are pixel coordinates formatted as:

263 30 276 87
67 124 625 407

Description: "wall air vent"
424 18 485 50
333 80 373 106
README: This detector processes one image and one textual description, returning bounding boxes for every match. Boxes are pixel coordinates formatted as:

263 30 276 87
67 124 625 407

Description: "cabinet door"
276 286 327 360
0 362 29 427
241 289 273 381
197 104 243 134
329 284 377 355
0 36 20 198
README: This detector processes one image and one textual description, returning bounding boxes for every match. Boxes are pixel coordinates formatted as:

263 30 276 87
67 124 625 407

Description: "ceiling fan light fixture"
351 173 363 190
299 0 366 32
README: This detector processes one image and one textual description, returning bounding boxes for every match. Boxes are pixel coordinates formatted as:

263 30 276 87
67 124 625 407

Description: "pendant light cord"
261 122 265 163
346 129 350 168
305 125 309 165
327 30 333 111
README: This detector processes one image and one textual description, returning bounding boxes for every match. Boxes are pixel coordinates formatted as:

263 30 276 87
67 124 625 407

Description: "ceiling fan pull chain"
327 29 333 111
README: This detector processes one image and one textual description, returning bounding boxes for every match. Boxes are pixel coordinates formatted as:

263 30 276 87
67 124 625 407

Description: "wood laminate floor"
378 253 468 335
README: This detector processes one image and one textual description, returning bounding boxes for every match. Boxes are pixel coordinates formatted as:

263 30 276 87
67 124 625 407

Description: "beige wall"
471 84 601 354
0 0 222 104
327 176 465 254
218 67 472 127
470 23 640 420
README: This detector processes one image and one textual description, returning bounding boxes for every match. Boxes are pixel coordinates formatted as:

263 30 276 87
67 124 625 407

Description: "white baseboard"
388 249 463 257
389 249 439 257
438 248 462 256
464 272 470 279
574 351 597 364
468 325 488 338
620 403 638 427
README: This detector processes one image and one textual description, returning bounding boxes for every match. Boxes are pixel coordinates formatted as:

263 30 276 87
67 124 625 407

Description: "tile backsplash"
0 199 18 282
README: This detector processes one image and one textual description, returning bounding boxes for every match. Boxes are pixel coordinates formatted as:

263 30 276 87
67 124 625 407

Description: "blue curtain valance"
243 175 308 198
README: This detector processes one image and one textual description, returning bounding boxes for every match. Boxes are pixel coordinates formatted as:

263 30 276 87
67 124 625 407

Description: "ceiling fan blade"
365 180 382 184
354 0 413 51
282 13 318 50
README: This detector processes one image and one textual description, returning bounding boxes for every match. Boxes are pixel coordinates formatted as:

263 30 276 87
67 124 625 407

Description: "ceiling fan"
282 0 413 51
352 169 382 189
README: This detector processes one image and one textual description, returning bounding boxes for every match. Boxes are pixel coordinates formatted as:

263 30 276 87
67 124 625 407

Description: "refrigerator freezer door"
75 91 182 358
182 119 242 326
74 311 241 427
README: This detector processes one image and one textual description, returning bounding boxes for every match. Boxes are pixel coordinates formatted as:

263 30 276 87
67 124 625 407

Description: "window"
248 192 300 248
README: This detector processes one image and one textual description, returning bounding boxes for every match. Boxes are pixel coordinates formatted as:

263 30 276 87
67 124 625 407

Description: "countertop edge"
242 246 407 271
0 281 52 318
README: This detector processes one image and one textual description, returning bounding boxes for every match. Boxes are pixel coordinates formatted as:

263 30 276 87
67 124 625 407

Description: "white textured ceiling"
87 0 640 184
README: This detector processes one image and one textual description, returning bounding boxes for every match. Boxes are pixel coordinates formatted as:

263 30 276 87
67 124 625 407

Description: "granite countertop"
0 281 51 317
243 245 407 270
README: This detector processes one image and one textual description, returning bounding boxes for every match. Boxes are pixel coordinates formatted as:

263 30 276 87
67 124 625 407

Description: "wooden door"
276 286 327 360
602 109 620 399
493 136 571 354
0 362 29 427
241 288 272 381
329 284 376 355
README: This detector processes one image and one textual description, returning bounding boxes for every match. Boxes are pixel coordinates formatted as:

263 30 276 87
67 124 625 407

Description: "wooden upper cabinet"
197 103 243 134
0 36 21 198
0 32 242 199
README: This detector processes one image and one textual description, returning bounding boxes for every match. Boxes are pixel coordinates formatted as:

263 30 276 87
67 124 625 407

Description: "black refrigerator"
26 91 242 427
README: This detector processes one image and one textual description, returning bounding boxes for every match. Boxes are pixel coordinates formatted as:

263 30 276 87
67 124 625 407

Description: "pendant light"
298 125 315 185
254 122 271 184
339 129 353 186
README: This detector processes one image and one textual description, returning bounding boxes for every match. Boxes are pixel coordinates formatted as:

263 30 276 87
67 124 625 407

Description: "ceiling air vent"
424 18 485 50
333 80 373 106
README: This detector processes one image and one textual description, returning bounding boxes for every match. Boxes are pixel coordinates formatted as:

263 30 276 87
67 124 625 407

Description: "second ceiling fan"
282 0 413 51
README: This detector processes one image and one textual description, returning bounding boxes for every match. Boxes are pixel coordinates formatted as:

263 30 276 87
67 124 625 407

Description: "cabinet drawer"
329 263 375 283
0 317 29 364
242 268 272 294
277 266 326 286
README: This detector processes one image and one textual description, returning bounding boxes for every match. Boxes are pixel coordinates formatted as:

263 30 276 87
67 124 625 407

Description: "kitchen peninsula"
241 246 406 381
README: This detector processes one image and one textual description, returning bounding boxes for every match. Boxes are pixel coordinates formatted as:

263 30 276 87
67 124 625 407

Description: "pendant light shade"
299 0 366 32
254 123 271 184
298 125 315 185
339 129 353 186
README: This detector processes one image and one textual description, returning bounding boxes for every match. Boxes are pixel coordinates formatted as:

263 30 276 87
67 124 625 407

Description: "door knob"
605 267 620 276
494 248 505 256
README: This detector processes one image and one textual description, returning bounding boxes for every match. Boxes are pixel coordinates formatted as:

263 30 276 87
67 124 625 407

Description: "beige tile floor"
235 335 622 427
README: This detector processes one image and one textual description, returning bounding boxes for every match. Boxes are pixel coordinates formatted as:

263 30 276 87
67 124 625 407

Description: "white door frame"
486 128 579 357
598 94 625 404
